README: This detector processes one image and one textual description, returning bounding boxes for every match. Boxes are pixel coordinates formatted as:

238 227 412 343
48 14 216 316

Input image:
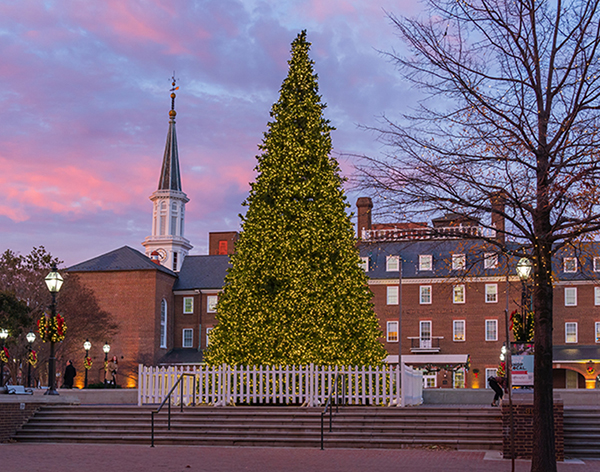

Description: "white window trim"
386 321 399 342
595 287 600 306
183 297 194 314
182 328 193 348
206 327 213 346
207 295 218 313
565 287 578 307
453 284 465 304
594 257 600 272
387 286 399 305
386 255 400 272
485 284 498 303
565 322 578 343
419 254 433 271
564 257 578 273
419 285 432 305
485 319 498 341
596 322 600 343
452 254 466 270
485 368 497 388
453 320 465 342
484 253 498 269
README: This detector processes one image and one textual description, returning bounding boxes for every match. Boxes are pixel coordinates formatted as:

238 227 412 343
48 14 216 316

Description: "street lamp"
44 264 63 395
103 342 110 385
0 329 8 388
26 331 36 388
516 257 533 342
83 339 91 388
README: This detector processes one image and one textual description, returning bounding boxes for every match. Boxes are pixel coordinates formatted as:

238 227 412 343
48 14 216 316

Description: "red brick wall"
71 269 176 387
502 402 564 461
0 403 41 442
208 232 238 255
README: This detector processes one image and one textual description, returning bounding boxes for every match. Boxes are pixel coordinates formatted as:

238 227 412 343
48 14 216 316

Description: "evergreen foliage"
206 31 385 366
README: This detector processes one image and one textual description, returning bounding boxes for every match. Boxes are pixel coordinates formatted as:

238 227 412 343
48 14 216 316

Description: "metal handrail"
150 373 196 447
320 373 346 450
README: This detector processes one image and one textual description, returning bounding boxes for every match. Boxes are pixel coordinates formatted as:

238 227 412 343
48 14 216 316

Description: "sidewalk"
1 443 598 472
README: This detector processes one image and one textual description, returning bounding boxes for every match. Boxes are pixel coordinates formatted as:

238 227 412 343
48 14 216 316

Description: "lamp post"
83 339 91 388
103 342 110 385
0 329 8 388
44 264 64 396
26 331 36 388
516 257 533 341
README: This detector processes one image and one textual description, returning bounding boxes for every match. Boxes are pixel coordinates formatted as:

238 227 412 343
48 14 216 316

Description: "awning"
401 354 470 372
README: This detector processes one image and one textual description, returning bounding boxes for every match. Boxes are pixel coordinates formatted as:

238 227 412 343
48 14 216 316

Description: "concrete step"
12 405 503 451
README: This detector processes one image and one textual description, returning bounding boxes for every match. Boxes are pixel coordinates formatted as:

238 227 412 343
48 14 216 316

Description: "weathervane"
170 73 179 114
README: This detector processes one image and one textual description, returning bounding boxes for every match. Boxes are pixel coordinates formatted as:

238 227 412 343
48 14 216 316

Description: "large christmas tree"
205 31 385 366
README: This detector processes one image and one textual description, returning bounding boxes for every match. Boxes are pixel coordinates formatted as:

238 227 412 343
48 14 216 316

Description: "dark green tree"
206 31 385 366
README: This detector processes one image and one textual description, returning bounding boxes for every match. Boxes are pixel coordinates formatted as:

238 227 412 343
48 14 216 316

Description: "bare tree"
357 1 600 470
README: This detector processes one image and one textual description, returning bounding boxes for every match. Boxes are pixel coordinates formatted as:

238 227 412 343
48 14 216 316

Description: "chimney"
356 197 373 239
490 192 506 244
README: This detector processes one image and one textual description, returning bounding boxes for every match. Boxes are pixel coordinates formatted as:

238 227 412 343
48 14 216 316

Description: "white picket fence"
138 364 401 407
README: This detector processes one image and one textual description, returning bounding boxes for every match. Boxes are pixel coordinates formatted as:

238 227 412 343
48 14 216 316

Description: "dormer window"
419 255 433 271
386 256 400 271
484 253 498 269
359 257 369 271
452 254 466 270
564 257 577 273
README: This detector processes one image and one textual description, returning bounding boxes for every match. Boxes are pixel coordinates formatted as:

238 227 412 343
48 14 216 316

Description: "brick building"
66 86 599 389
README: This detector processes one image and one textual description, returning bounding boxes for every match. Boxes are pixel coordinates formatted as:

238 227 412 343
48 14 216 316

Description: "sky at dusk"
0 0 422 267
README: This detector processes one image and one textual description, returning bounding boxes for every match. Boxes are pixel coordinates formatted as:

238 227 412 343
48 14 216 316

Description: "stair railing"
320 373 346 450
151 373 196 447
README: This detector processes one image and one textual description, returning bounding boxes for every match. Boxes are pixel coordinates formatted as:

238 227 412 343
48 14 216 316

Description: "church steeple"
142 76 193 272
158 81 182 191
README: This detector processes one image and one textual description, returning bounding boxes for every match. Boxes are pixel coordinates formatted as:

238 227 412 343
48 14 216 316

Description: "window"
453 285 465 304
564 257 577 273
218 240 228 255
419 254 433 271
183 297 194 314
159 201 167 235
594 257 600 272
173 252 178 271
180 207 185 236
596 322 600 343
387 286 399 305
485 319 498 341
206 327 213 346
565 322 578 343
484 253 498 269
452 254 466 270
420 321 432 349
386 321 398 342
160 299 167 348
386 255 400 271
182 328 193 348
359 256 369 271
171 202 178 236
453 320 465 341
565 287 577 306
453 368 466 388
419 285 432 304
207 295 218 313
596 287 600 306
485 284 498 303
485 368 497 387
423 374 437 388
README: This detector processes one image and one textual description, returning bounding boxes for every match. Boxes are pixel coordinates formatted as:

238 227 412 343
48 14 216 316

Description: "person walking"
106 355 118 387
488 376 504 406
63 360 76 389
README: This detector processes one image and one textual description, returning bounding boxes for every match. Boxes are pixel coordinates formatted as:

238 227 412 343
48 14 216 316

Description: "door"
420 321 432 349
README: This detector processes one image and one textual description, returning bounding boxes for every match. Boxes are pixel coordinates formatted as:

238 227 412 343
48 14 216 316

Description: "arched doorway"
553 368 587 389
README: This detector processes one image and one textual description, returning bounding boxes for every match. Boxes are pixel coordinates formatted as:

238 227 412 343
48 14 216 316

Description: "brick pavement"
1 444 599 472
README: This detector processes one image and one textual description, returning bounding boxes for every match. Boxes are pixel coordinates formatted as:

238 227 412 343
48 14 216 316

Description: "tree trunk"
531 190 556 471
